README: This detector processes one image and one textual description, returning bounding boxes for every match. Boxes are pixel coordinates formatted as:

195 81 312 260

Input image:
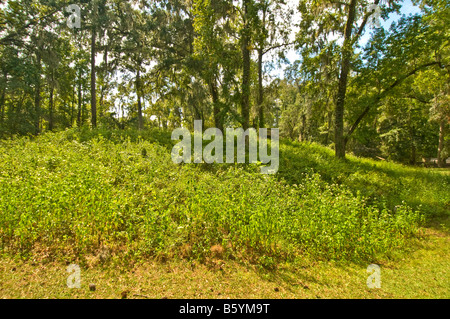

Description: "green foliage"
0 0 448 269
0 129 436 267
279 139 449 218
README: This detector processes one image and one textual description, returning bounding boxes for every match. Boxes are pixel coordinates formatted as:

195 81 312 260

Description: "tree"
253 0 293 128
349 3 449 163
296 0 400 158
116 2 154 130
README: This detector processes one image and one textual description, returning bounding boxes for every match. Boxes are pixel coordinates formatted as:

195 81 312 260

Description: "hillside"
1 129 448 268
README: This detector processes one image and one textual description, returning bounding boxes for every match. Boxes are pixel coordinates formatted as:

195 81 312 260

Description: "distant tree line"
0 0 448 165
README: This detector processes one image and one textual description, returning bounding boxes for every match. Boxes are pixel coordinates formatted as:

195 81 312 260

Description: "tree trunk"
410 136 416 165
325 111 333 145
257 47 264 128
0 89 5 125
71 79 75 127
335 0 357 159
241 0 251 131
409 111 416 165
49 70 54 131
77 72 82 127
0 74 6 125
136 69 143 130
100 37 108 116
209 78 223 132
299 114 307 142
91 24 97 128
192 101 202 122
437 119 446 168
34 51 42 135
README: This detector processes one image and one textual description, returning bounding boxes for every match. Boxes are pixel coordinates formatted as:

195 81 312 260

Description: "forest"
0 0 449 300
0 0 448 165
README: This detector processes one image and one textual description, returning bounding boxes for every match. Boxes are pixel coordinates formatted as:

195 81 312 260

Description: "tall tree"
254 0 293 128
296 0 400 158
90 0 98 128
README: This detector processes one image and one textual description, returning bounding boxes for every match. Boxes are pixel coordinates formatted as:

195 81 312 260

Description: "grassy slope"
279 139 449 222
0 128 448 298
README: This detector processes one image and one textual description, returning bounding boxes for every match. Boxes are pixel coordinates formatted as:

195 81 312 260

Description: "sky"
360 0 422 44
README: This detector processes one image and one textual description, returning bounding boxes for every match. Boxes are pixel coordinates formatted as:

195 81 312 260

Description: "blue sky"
361 0 422 44
385 0 422 24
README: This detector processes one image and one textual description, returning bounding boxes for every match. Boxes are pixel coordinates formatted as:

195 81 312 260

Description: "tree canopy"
0 0 448 165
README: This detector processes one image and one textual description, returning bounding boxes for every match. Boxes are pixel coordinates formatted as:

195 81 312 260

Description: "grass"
0 128 448 298
279 140 450 221
0 228 448 299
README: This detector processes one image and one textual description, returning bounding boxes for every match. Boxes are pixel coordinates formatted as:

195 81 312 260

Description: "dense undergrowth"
0 128 447 268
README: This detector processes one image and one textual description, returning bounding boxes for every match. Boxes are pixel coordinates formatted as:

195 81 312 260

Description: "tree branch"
0 6 65 45
404 94 432 104
262 41 295 55
353 0 380 44
345 61 441 144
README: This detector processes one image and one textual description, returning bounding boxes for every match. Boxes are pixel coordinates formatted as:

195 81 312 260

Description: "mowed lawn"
0 228 448 299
